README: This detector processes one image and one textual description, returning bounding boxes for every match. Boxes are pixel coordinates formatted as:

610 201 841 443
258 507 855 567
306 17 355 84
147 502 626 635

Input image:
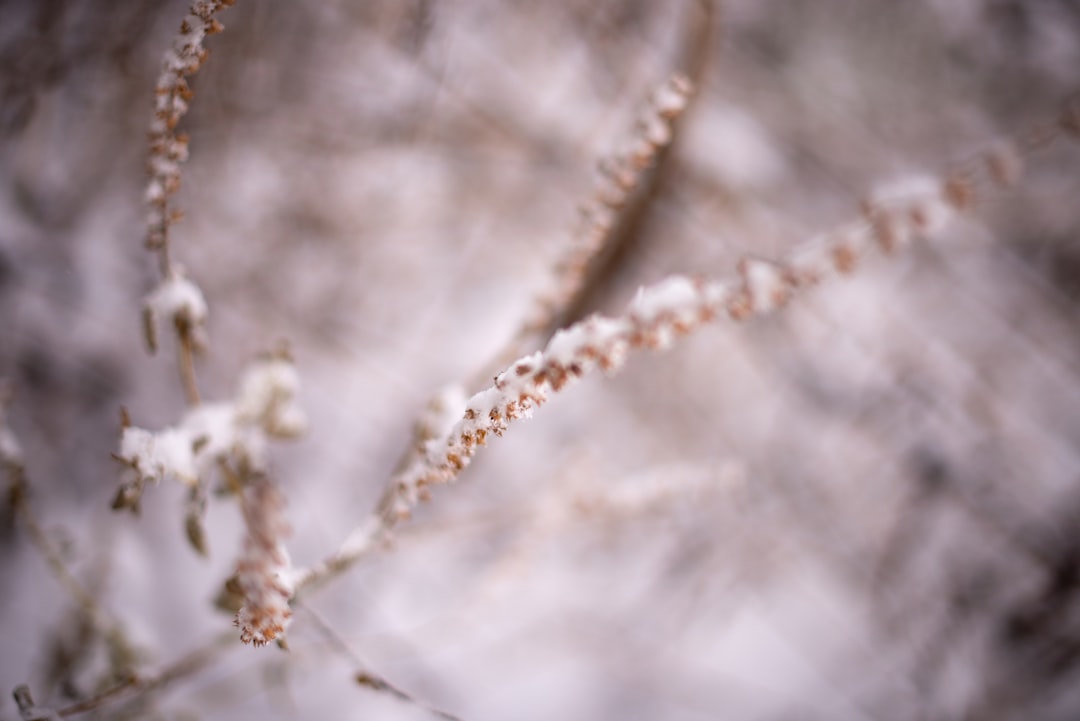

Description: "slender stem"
177 329 201 406
296 602 466 721
57 631 235 717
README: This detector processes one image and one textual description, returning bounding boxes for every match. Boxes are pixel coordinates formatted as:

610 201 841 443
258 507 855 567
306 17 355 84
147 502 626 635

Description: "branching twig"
143 0 239 404
386 61 705 512
8 479 137 672
54 630 236 718
293 103 1077 596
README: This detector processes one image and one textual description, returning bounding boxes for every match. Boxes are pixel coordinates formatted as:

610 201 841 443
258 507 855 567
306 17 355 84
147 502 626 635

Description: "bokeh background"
2 0 1080 719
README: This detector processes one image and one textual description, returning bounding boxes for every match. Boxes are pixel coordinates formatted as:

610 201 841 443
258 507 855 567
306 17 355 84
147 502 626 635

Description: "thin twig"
56 630 236 718
7 465 136 679
177 327 202 406
296 602 467 721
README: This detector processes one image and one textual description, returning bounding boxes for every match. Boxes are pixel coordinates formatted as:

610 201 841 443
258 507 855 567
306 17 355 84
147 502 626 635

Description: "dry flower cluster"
145 0 233 260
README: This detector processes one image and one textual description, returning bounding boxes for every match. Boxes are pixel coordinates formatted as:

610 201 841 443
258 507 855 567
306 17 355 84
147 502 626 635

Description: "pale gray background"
1 1 1079 719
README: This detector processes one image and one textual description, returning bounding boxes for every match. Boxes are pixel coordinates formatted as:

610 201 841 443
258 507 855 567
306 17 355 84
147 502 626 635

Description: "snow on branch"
383 75 696 507
111 354 306 536
379 129 1064 520
142 1 239 406
519 73 694 344
142 266 209 355
291 121 1073 594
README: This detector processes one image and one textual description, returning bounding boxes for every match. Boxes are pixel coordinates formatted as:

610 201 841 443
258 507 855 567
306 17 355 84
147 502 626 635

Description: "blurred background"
1 0 1080 718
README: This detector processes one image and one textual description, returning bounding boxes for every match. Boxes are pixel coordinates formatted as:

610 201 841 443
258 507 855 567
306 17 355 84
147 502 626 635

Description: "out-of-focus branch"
487 0 717 378
383 2 714 518
522 0 716 351
496 72 695 368
54 630 236 718
297 602 467 721
2 386 137 683
12 685 60 721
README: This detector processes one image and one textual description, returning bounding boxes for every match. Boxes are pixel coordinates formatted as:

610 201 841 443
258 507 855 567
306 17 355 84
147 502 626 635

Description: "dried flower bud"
234 479 294 647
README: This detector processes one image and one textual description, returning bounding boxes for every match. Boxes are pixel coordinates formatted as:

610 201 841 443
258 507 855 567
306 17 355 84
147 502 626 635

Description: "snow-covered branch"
294 115 1075 594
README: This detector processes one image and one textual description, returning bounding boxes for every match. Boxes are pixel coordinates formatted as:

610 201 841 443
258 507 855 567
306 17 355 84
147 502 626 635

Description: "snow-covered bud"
143 267 209 354
234 478 294 647
235 356 308 439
